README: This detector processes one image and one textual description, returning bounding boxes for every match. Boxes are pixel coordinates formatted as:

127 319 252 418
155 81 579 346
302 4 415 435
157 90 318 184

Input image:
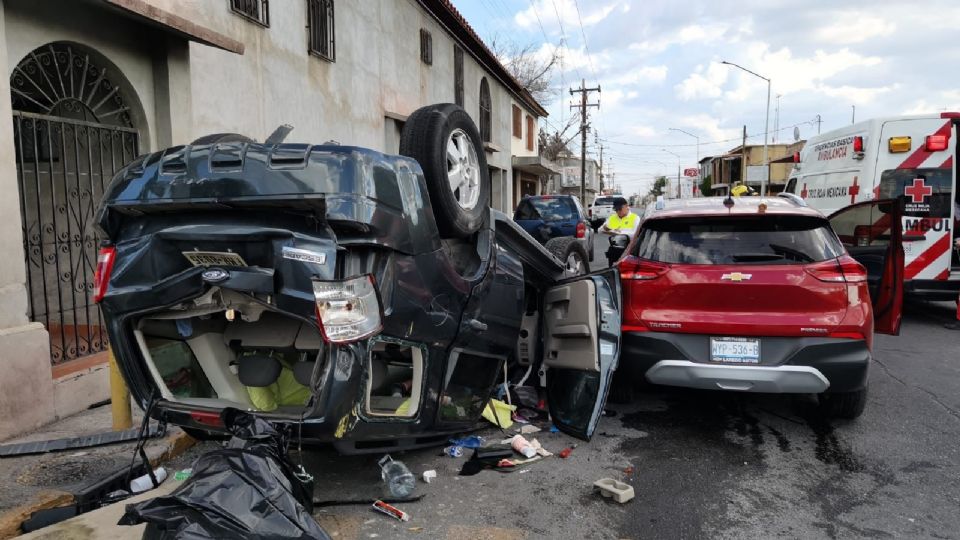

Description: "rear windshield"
514 197 577 221
633 215 844 265
593 197 616 206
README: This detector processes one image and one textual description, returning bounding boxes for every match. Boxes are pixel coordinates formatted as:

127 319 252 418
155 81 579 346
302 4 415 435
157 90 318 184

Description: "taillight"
312 274 383 343
189 410 224 428
925 134 949 151
853 136 864 153
576 222 586 238
618 256 669 280
793 151 801 163
827 331 866 340
93 246 116 303
804 256 866 283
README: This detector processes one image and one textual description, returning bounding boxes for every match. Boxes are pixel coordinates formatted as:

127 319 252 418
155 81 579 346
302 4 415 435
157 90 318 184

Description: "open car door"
829 199 904 335
542 268 621 441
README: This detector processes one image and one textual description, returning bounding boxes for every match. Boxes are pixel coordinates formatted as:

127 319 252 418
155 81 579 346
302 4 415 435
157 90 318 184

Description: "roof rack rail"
777 192 807 207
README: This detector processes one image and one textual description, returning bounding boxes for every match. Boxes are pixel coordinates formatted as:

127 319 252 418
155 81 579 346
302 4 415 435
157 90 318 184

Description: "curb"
0 428 196 539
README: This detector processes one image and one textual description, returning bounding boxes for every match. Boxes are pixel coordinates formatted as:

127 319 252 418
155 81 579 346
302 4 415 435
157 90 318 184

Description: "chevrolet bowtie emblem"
721 272 752 282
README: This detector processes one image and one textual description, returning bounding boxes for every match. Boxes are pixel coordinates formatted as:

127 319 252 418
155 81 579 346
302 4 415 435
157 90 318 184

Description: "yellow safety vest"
606 212 638 231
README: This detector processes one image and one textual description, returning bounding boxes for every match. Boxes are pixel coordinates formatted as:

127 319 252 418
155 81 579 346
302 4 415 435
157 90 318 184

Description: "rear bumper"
905 278 960 301
621 331 870 393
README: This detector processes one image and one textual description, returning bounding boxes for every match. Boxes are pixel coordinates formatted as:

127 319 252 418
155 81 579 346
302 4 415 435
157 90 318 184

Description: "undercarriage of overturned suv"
94 104 621 453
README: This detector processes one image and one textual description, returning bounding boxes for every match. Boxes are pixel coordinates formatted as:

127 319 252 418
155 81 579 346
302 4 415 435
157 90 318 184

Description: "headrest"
237 354 282 388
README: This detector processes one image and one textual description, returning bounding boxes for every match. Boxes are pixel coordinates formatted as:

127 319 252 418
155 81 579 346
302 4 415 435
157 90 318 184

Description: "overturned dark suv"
94 104 621 453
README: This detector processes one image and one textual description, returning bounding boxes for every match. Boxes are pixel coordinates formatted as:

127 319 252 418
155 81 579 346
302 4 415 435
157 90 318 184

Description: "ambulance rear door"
875 117 956 283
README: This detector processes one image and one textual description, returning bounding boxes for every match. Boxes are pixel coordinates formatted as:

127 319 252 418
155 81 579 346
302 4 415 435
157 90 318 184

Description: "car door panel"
543 268 621 440
829 199 904 335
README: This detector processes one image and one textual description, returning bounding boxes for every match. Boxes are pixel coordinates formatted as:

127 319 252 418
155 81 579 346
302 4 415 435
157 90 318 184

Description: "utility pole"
851 105 856 124
741 125 747 186
570 79 600 204
815 114 822 134
774 94 782 143
598 143 604 193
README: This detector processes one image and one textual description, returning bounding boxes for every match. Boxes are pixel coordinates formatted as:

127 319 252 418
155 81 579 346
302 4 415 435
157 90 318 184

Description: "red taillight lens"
93 246 116 303
189 410 224 428
804 256 866 283
853 136 864 152
793 151 800 163
618 256 669 280
925 134 948 151
575 222 586 238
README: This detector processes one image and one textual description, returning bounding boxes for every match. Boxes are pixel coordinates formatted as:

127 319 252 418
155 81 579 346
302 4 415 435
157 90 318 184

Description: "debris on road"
449 436 484 449
594 478 635 504
119 408 330 539
379 455 416 498
173 468 192 481
129 466 167 493
510 435 537 458
520 425 541 434
372 500 411 522
444 445 464 458
482 399 516 429
0 424 163 458
422 470 437 484
559 447 574 459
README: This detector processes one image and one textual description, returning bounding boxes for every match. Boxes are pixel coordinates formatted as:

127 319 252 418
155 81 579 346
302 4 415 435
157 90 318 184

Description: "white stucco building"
0 0 550 440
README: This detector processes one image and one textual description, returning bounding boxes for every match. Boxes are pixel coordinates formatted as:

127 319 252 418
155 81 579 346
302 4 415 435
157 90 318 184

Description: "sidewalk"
0 404 195 539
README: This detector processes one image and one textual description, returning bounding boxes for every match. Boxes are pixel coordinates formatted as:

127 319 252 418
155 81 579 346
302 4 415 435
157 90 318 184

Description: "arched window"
479 78 491 142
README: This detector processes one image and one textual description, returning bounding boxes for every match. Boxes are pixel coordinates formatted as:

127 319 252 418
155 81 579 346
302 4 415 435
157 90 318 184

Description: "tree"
537 116 578 161
699 174 712 197
489 35 559 106
647 176 668 198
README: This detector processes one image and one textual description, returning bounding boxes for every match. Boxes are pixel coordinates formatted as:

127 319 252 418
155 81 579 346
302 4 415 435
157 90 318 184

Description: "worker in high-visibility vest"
731 181 756 197
599 197 639 237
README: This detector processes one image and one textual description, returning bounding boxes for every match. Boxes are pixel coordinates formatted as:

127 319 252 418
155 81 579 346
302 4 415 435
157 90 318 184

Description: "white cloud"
815 15 896 45
902 98 960 116
608 65 669 86
515 0 621 32
675 62 729 101
630 125 657 137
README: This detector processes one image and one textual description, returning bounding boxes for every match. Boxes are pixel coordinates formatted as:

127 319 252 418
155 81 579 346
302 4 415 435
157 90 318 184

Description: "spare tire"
399 104 490 238
546 237 589 277
190 133 253 145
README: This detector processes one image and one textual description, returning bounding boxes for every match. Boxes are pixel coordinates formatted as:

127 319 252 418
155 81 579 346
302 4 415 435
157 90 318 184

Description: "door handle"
466 319 488 331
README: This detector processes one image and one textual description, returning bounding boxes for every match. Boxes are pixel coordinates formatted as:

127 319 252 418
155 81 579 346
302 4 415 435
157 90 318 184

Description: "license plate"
710 337 760 364
182 251 247 267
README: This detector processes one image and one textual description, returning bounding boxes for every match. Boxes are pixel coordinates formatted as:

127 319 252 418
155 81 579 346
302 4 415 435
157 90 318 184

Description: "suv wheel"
546 237 589 277
400 104 490 238
818 387 867 419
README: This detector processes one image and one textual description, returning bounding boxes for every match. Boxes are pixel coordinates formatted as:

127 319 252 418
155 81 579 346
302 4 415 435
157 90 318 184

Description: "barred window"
231 0 269 26
479 78 491 142
420 29 432 65
512 105 522 138
454 46 464 107
307 0 335 61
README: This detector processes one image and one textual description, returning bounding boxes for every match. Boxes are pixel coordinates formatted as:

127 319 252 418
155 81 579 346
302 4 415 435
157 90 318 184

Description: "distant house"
706 142 802 195
544 151 598 205
0 0 549 440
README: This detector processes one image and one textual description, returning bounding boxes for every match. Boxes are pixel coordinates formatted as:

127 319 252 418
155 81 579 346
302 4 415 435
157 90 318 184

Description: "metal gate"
13 111 138 364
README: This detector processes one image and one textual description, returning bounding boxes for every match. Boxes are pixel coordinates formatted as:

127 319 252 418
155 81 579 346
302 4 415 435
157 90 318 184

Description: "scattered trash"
174 468 193 482
314 495 424 507
482 399 516 429
559 447 573 459
379 455 416 498
510 435 537 458
549 425 560 433
475 445 514 461
449 435 484 449
372 500 410 522
119 408 329 539
519 469 531 474
409 526 424 532
130 466 168 493
444 445 464 458
594 478 635 503
422 470 437 484
520 425 541 434
530 439 552 457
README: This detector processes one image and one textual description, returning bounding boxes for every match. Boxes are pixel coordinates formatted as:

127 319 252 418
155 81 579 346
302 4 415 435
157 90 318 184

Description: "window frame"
512 105 522 139
479 78 492 142
454 45 464 107
420 29 433 65
230 0 269 27
306 0 335 62
525 114 535 151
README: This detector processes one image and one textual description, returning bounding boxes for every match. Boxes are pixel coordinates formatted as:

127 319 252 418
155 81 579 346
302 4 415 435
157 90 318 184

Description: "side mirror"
606 234 630 263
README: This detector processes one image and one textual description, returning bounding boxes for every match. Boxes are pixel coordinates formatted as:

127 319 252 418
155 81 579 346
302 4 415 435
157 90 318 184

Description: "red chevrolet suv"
613 194 904 419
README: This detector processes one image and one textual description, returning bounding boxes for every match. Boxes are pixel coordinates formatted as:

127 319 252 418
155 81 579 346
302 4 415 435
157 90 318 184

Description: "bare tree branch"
489 34 559 106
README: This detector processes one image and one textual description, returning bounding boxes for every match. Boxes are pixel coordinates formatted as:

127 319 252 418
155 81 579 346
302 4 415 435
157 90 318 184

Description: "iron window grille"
307 0 335 61
479 78 492 142
231 0 269 27
454 46 464 107
420 29 433 65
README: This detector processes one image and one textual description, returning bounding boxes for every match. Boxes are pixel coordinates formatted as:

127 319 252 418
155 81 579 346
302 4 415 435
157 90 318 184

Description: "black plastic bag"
119 408 330 539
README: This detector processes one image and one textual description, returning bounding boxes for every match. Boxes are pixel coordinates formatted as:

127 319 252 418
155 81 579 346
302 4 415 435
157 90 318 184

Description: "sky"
452 0 960 195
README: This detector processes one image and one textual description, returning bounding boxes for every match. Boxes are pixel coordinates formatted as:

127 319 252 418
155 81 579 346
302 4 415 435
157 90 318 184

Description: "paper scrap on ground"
482 399 516 429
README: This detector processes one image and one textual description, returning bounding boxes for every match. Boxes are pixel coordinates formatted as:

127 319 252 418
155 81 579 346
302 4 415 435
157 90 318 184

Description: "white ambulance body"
786 113 959 299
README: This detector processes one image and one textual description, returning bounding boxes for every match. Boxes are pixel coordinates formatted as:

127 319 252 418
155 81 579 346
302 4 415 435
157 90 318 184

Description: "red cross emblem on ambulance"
904 178 932 204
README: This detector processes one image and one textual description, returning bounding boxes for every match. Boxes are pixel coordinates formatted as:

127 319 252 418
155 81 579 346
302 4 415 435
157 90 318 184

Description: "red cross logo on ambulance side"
904 178 932 204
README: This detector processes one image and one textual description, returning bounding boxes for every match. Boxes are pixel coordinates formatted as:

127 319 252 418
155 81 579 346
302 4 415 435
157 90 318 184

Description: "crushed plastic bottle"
443 445 464 458
378 454 416 498
448 435 484 449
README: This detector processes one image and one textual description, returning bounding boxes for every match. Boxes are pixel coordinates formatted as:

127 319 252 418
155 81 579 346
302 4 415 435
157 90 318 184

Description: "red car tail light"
618 256 669 280
93 246 116 303
853 136 864 153
925 134 949 151
804 256 867 283
575 222 587 238
312 274 383 343
828 331 867 340
189 410 224 428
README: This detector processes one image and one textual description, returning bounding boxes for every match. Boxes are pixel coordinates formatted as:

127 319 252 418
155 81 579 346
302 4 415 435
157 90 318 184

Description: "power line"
600 120 815 148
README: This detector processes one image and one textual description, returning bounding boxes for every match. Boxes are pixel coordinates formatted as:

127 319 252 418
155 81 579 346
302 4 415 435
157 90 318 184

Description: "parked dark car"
93 104 622 453
513 195 594 275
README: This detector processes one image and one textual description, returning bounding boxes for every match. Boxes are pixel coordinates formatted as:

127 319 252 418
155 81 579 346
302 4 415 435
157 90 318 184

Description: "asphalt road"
186 234 960 539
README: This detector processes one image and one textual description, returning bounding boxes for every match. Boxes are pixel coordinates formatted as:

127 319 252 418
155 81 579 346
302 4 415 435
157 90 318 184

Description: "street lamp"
661 149 681 199
721 60 771 197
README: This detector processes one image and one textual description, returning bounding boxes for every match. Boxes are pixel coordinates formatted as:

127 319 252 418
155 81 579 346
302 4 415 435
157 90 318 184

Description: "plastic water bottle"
378 455 415 498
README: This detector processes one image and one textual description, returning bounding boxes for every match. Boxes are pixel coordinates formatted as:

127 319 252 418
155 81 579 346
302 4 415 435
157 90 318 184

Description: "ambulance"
786 113 960 300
